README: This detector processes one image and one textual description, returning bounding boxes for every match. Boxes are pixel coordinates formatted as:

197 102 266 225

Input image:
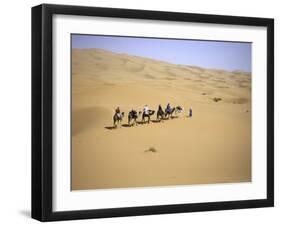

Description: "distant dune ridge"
72 48 251 190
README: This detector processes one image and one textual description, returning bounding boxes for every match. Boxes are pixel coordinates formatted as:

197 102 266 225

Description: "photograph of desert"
71 35 251 190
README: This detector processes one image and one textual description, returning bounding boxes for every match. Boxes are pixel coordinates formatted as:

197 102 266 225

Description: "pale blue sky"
72 34 252 72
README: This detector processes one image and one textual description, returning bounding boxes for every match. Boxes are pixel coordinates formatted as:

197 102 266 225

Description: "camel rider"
166 103 172 113
131 109 137 117
144 105 149 115
116 107 121 118
158 105 163 112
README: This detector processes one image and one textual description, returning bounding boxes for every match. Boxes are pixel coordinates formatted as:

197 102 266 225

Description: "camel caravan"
112 104 189 128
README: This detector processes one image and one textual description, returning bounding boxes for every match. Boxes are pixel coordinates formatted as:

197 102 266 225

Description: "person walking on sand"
188 106 192 118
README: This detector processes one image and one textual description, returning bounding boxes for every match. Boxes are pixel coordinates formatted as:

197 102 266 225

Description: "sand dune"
72 106 112 136
71 48 251 190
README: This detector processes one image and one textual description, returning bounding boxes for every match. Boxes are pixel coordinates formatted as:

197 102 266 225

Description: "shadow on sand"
151 119 163 123
104 123 136 129
104 126 117 130
104 116 184 130
136 121 150 125
121 124 132 128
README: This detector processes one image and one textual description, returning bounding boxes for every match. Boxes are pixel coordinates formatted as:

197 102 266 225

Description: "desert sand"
71 48 251 190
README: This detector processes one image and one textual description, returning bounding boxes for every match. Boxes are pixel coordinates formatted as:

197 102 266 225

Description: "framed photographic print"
32 4 274 221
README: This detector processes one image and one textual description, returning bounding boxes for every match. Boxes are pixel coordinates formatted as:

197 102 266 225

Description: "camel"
165 105 184 119
113 112 124 128
174 106 184 115
156 105 165 121
128 110 140 126
142 110 155 124
165 107 175 119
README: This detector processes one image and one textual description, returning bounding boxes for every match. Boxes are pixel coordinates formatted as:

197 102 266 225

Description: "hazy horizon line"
72 47 252 74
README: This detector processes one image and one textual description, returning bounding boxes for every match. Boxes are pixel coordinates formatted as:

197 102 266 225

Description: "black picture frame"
32 4 274 222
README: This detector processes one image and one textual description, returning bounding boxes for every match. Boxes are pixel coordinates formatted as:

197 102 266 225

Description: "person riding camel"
189 106 193 118
115 107 121 118
158 105 163 112
166 103 172 114
143 105 149 115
